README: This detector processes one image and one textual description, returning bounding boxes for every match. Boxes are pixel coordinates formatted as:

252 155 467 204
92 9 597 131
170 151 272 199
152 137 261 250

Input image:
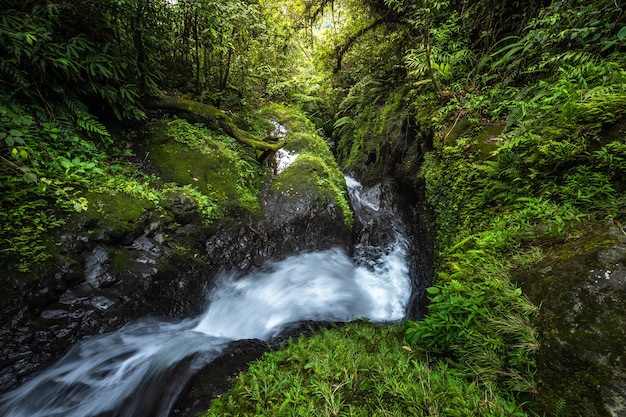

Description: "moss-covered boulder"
141 118 264 217
203 105 353 269
514 221 626 417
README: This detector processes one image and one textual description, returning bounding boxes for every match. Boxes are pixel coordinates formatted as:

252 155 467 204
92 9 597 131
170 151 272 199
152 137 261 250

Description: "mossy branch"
334 19 384 74
145 96 284 152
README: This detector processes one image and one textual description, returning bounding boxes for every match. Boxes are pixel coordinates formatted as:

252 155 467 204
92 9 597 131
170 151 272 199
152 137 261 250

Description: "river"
0 176 411 417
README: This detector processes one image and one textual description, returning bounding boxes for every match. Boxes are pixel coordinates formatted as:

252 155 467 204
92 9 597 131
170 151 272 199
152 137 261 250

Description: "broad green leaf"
59 157 73 169
23 172 37 183
25 33 37 44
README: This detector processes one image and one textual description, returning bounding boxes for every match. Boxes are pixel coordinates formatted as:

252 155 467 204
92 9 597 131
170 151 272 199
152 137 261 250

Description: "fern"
553 398 566 417
333 116 353 136
76 112 110 138
0 60 30 92
63 95 110 138
63 95 89 117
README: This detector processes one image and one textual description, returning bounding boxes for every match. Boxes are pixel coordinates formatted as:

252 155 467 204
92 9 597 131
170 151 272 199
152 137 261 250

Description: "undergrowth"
204 322 528 417
0 101 269 271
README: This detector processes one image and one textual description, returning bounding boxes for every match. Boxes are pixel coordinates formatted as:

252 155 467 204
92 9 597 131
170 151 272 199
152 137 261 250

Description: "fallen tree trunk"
145 96 284 152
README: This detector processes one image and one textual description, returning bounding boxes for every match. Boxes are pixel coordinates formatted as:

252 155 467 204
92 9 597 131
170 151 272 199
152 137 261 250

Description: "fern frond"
0 60 31 92
63 95 110 138
77 112 110 137
334 116 353 128
63 95 88 116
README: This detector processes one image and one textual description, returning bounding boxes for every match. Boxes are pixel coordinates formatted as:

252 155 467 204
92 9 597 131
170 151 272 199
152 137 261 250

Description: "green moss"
334 87 411 176
472 124 504 159
443 116 472 147
513 223 626 417
149 97 283 151
260 103 317 134
143 119 263 217
271 156 353 226
84 190 155 231
262 105 353 226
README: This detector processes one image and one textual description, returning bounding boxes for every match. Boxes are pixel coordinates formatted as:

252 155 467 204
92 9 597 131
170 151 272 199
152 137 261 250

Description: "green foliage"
553 398 567 417
488 0 625 75
0 112 269 271
0 98 112 270
204 322 530 417
334 82 411 175
0 3 146 122
405 265 539 394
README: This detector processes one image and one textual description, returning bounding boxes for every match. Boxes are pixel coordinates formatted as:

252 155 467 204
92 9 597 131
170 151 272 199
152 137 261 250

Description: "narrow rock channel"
0 177 417 417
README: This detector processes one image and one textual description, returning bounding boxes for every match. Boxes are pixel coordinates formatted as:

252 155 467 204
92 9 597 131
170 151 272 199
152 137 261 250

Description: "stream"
0 176 411 417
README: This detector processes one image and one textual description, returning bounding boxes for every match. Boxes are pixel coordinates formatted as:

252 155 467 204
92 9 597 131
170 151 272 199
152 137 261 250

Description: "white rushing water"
0 177 410 417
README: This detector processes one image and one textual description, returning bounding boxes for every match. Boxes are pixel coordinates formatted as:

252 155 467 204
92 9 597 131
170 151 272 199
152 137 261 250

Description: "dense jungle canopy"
1 0 626 416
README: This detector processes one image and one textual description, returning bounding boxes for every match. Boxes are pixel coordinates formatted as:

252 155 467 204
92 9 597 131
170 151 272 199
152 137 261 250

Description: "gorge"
1 0 625 416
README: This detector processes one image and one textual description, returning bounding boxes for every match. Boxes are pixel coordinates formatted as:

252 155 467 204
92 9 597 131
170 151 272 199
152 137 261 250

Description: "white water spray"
0 177 411 417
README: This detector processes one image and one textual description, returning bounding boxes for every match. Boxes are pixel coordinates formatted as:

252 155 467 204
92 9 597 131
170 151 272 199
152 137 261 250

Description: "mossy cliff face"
332 94 434 320
0 105 352 394
514 221 626 417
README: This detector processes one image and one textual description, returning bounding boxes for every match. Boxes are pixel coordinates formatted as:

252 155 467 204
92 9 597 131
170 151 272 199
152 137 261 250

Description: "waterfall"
0 177 411 417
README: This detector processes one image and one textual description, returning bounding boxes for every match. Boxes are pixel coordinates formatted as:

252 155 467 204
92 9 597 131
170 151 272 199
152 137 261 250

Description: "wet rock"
0 238 199 392
162 190 202 226
170 321 339 417
169 339 268 417
91 296 115 311
0 114 361 398
514 221 626 417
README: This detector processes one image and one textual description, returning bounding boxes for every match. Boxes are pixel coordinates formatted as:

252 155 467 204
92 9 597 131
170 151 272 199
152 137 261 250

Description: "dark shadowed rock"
514 221 626 417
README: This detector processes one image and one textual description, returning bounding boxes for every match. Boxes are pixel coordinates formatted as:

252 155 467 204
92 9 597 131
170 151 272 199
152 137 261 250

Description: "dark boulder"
514 221 626 417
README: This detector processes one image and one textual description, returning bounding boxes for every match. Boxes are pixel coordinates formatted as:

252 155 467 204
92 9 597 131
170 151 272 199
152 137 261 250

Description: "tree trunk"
194 12 200 95
133 0 147 92
144 96 285 153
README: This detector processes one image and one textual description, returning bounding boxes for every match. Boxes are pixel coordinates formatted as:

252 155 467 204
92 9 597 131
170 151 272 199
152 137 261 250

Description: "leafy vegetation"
0 0 306 271
1 0 625 414
306 0 625 415
204 322 529 417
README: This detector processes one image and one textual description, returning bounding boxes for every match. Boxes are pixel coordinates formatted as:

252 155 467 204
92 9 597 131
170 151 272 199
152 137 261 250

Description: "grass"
204 322 529 417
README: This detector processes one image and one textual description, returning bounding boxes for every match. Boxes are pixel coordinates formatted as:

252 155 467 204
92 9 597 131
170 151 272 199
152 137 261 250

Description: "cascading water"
0 177 411 417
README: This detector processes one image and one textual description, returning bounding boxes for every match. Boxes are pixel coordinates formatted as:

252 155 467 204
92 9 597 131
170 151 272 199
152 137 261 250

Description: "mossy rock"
141 119 263 217
79 190 156 244
514 221 626 417
269 155 338 208
261 104 352 226
443 119 504 159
